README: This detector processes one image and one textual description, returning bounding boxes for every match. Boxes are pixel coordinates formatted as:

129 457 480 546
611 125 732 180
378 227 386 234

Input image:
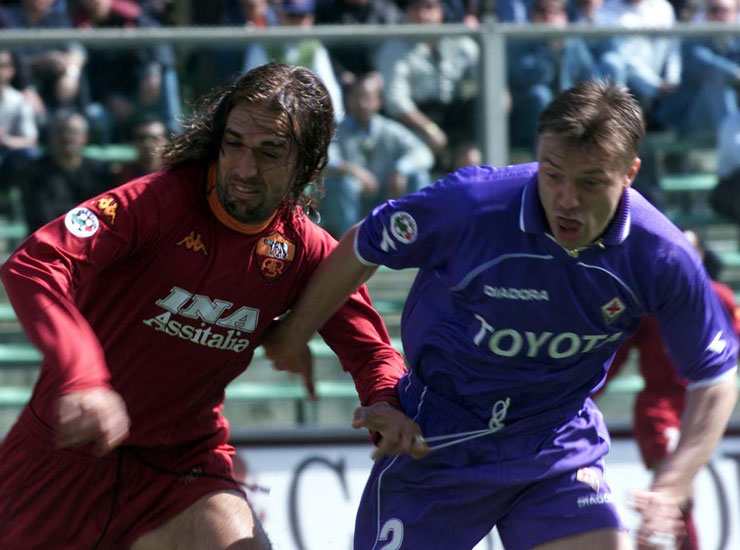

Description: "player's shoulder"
435 163 537 216
280 209 338 261
101 162 205 209
436 162 537 203
625 188 700 269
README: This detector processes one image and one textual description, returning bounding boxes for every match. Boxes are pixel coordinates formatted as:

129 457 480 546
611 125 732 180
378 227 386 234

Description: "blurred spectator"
452 140 482 169
439 0 481 23
570 0 605 21
12 110 115 232
243 0 345 121
0 49 38 172
314 0 402 86
375 0 479 163
491 0 529 21
141 0 175 25
595 0 680 119
321 73 434 237
711 105 740 223
508 0 596 150
717 109 740 179
656 0 740 140
184 0 279 100
72 0 182 142
0 0 86 121
114 114 168 183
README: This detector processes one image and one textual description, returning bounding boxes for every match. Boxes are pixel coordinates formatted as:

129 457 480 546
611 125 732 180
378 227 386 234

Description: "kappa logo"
96 196 118 224
177 231 208 255
601 297 625 324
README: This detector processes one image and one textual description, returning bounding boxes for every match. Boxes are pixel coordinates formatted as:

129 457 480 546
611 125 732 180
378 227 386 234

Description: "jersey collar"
518 172 632 246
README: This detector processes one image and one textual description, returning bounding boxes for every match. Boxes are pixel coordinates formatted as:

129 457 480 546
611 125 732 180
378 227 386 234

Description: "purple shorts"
353 373 624 550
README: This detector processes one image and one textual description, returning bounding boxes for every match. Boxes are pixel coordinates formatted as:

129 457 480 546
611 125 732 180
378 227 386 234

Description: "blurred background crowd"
1 0 740 239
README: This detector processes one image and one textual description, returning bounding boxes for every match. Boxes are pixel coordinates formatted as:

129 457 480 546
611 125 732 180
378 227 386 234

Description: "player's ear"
624 157 641 188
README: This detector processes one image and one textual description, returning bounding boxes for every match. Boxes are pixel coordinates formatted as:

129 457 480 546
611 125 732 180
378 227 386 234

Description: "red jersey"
1 163 406 447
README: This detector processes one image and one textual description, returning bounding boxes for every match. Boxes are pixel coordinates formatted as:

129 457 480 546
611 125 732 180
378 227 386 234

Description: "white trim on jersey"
518 186 527 232
451 254 554 292
354 222 379 266
686 365 737 390
371 386 429 550
575 261 644 310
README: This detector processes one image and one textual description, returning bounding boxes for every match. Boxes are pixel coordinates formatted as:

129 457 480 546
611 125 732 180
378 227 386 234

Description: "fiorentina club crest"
601 297 625 324
256 232 295 280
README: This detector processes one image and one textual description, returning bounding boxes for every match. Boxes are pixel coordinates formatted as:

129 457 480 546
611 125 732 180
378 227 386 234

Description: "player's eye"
260 149 280 159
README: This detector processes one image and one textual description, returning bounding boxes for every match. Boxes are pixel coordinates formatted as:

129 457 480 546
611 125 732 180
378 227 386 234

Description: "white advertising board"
238 437 740 550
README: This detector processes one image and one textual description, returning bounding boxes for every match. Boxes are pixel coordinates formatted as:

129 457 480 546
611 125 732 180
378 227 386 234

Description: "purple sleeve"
655 246 738 384
355 172 473 270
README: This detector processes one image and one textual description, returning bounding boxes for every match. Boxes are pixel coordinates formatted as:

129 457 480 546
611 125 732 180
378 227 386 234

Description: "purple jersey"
355 163 738 430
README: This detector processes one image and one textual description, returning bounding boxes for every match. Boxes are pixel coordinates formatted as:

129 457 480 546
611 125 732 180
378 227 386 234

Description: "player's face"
217 102 297 224
536 132 640 249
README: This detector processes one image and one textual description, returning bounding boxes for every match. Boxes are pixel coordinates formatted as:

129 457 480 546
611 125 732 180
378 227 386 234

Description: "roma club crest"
256 232 296 280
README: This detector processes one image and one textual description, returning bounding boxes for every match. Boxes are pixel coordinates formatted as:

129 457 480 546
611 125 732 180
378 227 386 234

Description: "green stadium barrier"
719 251 740 268
659 173 718 193
0 375 657 410
84 144 137 163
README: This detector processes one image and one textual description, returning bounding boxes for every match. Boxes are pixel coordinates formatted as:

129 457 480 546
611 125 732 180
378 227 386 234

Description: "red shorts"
633 393 683 469
0 406 244 549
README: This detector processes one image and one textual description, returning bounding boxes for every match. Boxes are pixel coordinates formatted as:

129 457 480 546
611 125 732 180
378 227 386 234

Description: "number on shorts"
379 518 404 550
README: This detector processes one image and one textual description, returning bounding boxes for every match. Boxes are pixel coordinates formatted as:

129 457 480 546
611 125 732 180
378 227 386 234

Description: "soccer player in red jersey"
0 63 418 549
606 229 740 550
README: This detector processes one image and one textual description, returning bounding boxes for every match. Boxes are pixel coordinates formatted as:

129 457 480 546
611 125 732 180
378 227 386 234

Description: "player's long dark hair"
162 63 335 214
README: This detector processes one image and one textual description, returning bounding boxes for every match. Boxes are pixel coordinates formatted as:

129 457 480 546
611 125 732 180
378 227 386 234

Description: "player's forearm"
287 224 377 343
651 375 737 492
1 249 110 391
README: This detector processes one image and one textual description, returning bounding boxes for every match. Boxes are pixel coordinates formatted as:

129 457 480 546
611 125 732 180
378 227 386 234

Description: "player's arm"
1 184 161 453
651 374 737 496
264 175 468 370
634 241 739 545
634 374 737 548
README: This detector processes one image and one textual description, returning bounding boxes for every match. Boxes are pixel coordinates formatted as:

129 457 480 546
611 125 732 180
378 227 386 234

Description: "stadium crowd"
1 0 739 237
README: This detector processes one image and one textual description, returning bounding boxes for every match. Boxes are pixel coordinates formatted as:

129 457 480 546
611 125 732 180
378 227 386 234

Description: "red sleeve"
0 176 161 394
319 284 406 409
711 281 740 337
303 222 406 409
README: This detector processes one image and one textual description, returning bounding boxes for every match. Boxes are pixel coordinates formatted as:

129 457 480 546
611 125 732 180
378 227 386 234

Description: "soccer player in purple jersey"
263 80 738 549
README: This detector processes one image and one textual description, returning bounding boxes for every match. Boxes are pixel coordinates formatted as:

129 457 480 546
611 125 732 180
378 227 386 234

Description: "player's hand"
56 387 130 456
632 488 686 549
352 402 429 460
261 322 316 400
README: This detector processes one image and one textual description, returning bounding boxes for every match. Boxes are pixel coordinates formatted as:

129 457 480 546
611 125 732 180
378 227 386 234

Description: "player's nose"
235 148 259 179
557 180 580 210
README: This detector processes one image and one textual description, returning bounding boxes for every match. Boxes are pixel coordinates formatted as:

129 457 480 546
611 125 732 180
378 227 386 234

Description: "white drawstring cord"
417 398 512 453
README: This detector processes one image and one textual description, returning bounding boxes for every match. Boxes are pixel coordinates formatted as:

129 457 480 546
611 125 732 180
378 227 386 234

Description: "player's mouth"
554 216 583 242
230 182 263 202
